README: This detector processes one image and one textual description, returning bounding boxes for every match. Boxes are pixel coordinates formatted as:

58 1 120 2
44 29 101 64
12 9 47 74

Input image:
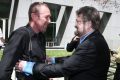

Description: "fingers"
72 36 79 41
15 62 21 72
15 60 26 72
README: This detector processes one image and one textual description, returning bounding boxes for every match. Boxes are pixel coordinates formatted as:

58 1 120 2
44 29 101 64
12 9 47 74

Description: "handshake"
15 58 54 75
15 56 67 75
15 57 59 75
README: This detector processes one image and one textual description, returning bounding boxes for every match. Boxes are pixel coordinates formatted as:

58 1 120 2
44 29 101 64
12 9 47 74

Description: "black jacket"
33 30 110 80
66 39 79 52
0 25 46 80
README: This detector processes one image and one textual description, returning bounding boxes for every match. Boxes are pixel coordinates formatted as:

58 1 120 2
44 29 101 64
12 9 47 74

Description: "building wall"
103 12 120 50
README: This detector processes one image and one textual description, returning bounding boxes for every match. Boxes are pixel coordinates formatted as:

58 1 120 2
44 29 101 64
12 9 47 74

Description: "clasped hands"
15 57 55 75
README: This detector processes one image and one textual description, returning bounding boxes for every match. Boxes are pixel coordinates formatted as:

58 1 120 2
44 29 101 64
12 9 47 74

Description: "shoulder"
77 36 96 50
12 27 29 36
83 31 107 49
82 39 95 48
9 27 30 40
15 27 28 33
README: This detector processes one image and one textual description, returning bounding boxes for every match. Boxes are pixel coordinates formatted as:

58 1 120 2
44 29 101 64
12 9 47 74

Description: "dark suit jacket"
66 39 79 52
33 30 110 80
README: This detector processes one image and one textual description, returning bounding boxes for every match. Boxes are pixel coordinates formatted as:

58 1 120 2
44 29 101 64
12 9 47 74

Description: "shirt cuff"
23 61 35 74
51 57 55 64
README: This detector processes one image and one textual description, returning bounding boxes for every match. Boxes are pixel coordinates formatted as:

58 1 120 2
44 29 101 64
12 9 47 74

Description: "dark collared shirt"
0 24 46 80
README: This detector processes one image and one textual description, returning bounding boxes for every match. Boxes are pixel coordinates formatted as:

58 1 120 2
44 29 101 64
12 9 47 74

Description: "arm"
0 29 27 80
66 42 76 52
18 40 96 78
66 36 79 52
33 40 96 77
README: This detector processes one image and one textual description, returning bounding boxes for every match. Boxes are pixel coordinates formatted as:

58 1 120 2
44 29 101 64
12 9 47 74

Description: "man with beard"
0 2 51 80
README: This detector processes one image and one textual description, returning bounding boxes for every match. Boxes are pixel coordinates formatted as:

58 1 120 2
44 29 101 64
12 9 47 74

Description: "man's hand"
46 56 55 64
16 60 26 72
16 60 35 75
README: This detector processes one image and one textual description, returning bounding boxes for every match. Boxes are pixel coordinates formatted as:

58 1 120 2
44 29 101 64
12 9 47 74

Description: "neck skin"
85 28 94 34
79 26 94 37
83 21 94 36
29 21 39 33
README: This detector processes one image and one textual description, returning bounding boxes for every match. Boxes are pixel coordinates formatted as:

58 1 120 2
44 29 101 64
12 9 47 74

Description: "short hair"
28 2 48 21
76 6 100 30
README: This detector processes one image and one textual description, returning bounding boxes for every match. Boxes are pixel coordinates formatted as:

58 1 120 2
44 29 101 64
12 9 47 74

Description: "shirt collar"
80 30 94 44
26 24 40 37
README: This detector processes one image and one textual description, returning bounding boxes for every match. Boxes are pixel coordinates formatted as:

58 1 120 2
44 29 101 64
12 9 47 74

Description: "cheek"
77 25 83 32
39 18 46 24
35 20 41 26
77 28 81 33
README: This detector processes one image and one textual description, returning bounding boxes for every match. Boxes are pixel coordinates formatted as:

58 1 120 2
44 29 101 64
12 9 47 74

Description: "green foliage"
46 50 72 57
0 50 3 60
0 50 72 59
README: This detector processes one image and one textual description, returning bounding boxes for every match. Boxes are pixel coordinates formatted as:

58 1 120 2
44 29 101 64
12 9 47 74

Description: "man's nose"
48 18 51 23
75 26 77 28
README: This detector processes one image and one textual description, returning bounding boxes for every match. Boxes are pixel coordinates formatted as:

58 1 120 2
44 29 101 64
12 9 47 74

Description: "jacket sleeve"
66 40 79 52
0 29 27 80
33 40 96 78
66 42 76 52
62 41 96 75
33 63 64 79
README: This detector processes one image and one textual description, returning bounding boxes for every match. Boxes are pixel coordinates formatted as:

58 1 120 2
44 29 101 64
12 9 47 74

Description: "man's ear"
87 21 92 27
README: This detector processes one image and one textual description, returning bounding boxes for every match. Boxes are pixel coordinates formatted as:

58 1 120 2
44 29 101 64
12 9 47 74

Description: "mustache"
74 30 79 36
75 26 77 28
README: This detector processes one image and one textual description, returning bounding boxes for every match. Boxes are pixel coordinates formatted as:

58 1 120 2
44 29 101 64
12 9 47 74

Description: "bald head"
28 2 49 21
28 2 51 33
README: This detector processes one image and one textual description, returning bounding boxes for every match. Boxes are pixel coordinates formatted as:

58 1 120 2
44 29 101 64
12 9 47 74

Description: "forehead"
76 14 83 20
38 5 51 15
